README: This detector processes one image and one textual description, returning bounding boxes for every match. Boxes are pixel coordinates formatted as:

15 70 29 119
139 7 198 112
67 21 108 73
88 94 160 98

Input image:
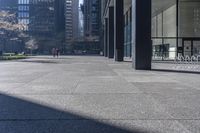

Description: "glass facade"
29 0 55 37
152 0 177 60
83 0 101 38
152 0 200 60
179 0 200 57
18 0 30 31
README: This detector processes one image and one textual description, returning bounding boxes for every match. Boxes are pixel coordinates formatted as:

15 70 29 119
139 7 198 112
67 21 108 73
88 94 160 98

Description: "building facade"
18 0 29 31
65 0 79 42
79 0 101 54
29 0 55 37
102 0 200 70
78 5 84 38
82 0 101 41
27 0 65 54
55 0 65 34
152 0 200 60
1 0 80 54
0 0 24 53
0 0 18 11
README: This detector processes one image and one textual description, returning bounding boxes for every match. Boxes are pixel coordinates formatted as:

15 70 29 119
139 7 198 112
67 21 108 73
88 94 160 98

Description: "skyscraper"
27 0 65 53
0 0 24 53
65 0 79 42
82 0 101 41
78 5 84 38
55 0 65 33
29 0 55 37
0 0 17 11
18 0 29 31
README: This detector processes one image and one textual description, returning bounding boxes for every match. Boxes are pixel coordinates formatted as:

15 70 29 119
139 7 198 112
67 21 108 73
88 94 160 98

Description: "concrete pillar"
108 7 114 58
104 18 108 57
132 0 152 70
114 0 124 61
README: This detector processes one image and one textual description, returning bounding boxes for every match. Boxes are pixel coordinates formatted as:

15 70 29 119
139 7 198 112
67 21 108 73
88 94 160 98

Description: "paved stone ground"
0 56 200 133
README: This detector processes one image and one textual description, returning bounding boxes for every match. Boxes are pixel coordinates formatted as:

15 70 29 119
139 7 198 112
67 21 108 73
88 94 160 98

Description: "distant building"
18 0 29 31
0 0 66 54
25 0 65 37
55 0 65 34
0 0 24 53
77 0 101 54
78 6 84 38
29 0 56 37
28 0 65 54
65 0 79 42
82 0 101 41
0 0 18 11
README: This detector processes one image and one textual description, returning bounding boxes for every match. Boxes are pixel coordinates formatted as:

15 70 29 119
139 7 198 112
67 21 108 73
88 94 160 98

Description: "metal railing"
174 55 200 71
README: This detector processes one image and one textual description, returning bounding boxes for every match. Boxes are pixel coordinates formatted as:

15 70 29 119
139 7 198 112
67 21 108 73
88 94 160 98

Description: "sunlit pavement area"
0 56 200 133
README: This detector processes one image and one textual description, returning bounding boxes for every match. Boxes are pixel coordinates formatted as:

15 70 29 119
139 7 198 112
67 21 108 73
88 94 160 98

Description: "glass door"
193 41 200 56
183 40 192 57
183 39 200 57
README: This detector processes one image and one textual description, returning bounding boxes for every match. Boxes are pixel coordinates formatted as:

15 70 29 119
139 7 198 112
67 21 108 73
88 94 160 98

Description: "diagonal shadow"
0 93 154 133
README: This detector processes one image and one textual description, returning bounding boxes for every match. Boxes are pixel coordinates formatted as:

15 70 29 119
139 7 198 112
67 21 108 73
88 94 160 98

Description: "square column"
132 0 152 70
104 18 108 57
114 0 124 61
108 7 114 58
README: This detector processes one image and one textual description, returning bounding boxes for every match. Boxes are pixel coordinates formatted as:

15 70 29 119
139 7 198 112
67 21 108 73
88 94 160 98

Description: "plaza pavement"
0 56 200 133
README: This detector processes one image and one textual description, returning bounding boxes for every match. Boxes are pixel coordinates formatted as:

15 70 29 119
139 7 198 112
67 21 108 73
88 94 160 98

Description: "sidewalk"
0 56 199 133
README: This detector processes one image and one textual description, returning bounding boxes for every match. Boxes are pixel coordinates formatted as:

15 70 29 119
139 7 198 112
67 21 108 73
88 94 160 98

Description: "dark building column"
108 6 114 58
104 18 108 57
114 0 124 61
132 0 152 70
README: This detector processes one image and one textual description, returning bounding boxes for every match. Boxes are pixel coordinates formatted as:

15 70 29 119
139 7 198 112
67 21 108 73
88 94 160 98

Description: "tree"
25 38 38 55
0 11 27 52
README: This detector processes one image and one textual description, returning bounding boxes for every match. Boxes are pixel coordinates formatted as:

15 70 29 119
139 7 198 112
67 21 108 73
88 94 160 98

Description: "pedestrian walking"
56 48 60 58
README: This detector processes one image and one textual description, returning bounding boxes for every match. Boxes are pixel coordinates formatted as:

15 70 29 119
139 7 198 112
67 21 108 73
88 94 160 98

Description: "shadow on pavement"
0 93 154 133
18 60 59 64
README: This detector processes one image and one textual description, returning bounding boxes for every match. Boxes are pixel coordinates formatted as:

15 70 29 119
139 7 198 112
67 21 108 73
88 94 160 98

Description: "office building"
152 0 200 60
65 0 79 42
18 0 29 31
0 0 24 53
82 0 101 40
102 0 200 70
0 0 18 11
27 0 65 53
29 0 55 37
78 6 84 38
55 0 65 33
79 0 101 54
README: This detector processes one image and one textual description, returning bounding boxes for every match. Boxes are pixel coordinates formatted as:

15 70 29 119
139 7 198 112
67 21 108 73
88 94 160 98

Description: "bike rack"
174 55 200 71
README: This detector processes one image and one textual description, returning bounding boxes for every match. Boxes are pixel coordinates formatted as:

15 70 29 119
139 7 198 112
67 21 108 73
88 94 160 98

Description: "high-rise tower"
65 0 79 42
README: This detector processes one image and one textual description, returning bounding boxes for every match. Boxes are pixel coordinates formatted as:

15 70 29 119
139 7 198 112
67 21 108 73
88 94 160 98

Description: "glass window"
152 0 177 60
18 0 29 4
179 0 200 37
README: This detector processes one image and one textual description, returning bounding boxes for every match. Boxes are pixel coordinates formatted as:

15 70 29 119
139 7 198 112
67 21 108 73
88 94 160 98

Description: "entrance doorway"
182 38 200 57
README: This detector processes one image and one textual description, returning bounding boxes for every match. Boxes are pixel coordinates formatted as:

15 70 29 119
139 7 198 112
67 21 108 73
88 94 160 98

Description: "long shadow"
0 93 153 133
18 60 59 64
